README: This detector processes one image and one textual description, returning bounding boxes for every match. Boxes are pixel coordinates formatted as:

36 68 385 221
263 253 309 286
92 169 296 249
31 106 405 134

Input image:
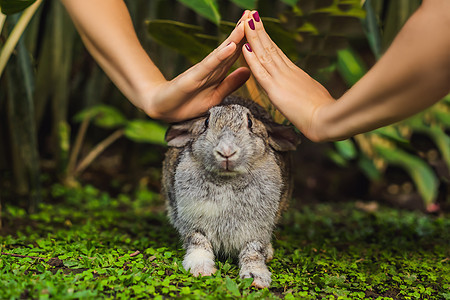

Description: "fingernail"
242 11 246 17
226 42 231 46
253 11 260 22
249 19 255 30
236 20 241 27
245 43 252 52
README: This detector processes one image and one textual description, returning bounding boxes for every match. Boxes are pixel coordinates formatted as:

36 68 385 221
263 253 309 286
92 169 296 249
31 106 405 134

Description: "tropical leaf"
433 109 450 128
427 101 450 128
73 105 127 129
225 277 241 297
425 126 450 169
4 30 41 211
358 155 381 180
0 0 36 15
124 120 167 146
280 0 299 7
147 20 214 63
327 149 349 167
408 121 450 169
335 139 357 160
336 47 367 86
361 0 382 58
372 127 409 145
443 94 450 105
374 144 438 205
177 0 221 24
230 0 257 10
219 20 238 35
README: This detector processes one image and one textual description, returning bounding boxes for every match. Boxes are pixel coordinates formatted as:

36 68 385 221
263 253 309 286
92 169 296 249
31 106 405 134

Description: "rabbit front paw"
239 264 272 288
183 248 217 277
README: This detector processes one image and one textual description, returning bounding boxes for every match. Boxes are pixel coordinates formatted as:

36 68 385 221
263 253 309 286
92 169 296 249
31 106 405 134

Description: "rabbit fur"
161 96 300 288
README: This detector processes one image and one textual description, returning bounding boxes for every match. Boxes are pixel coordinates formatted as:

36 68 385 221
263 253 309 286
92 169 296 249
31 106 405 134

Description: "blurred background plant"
0 0 448 213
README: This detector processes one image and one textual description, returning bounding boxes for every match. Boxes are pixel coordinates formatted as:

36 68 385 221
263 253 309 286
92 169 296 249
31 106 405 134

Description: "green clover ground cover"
1 184 449 299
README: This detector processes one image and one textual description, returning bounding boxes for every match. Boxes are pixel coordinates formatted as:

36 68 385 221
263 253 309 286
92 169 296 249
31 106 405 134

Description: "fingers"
242 43 273 87
218 10 251 49
244 12 289 75
189 12 251 84
249 11 293 67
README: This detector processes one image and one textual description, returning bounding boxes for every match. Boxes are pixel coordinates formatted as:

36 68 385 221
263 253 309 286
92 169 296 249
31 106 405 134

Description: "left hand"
144 12 252 122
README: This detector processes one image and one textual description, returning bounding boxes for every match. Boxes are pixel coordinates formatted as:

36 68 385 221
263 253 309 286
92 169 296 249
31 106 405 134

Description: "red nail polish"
253 11 260 22
226 42 232 46
249 19 255 30
242 11 246 17
245 43 252 52
236 20 241 27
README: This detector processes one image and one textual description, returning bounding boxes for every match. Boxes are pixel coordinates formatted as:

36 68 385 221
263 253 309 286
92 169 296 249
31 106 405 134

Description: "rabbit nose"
215 146 237 159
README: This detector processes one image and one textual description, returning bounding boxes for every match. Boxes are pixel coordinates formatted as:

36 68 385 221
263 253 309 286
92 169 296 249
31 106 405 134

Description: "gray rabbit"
161 96 300 288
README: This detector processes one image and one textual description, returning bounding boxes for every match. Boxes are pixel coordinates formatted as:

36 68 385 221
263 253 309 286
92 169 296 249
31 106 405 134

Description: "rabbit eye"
204 116 210 128
247 114 253 129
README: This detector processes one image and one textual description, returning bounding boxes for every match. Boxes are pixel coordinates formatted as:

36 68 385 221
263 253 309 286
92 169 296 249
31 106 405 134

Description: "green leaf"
410 124 450 170
193 33 220 49
335 139 357 160
73 105 127 129
372 127 409 144
433 109 450 128
239 277 254 289
177 0 220 24
337 47 368 86
280 0 299 6
362 0 382 59
219 20 237 35
124 120 167 146
58 121 70 169
225 277 241 297
5 27 41 211
0 0 36 15
442 94 450 105
147 20 214 63
230 0 257 9
327 149 348 167
358 155 381 180
374 144 438 205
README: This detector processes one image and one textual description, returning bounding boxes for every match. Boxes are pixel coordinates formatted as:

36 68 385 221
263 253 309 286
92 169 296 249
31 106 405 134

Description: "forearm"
61 0 166 111
317 0 450 141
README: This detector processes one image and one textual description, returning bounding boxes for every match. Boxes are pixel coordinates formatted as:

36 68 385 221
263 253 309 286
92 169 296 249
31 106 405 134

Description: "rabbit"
161 96 300 288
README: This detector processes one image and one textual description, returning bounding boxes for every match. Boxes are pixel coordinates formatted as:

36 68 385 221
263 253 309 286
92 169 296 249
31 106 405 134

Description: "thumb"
215 67 251 99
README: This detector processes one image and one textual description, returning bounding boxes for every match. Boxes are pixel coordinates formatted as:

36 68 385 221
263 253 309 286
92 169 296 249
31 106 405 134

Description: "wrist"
308 101 349 142
135 79 168 120
307 104 331 142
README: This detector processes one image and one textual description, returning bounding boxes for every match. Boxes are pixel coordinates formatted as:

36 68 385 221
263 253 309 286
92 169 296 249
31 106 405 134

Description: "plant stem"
74 129 125 176
66 116 91 178
0 0 43 77
0 13 6 33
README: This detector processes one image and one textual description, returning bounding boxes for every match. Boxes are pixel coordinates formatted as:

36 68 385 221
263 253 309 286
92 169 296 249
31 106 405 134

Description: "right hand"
241 12 335 142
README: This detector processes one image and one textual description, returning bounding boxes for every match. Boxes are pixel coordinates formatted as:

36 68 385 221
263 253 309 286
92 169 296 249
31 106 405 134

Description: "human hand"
242 11 336 142
144 12 252 122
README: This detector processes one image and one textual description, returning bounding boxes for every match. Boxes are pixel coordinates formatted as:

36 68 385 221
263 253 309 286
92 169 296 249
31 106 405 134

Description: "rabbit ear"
165 122 195 147
267 124 300 151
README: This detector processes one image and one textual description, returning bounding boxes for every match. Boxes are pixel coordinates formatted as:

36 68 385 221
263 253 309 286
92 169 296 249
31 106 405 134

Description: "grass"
1 184 449 299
